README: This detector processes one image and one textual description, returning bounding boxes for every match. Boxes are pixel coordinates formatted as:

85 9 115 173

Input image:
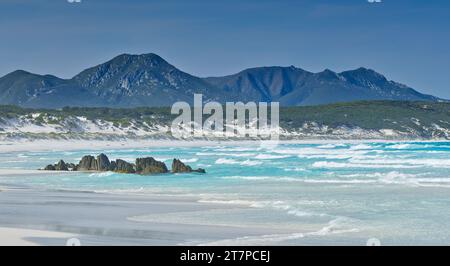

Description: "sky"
0 0 449 98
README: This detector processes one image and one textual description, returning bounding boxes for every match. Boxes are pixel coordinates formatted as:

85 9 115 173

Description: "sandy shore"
0 181 294 246
0 227 76 246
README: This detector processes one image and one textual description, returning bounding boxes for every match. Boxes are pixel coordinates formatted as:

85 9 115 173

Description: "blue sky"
1 0 449 98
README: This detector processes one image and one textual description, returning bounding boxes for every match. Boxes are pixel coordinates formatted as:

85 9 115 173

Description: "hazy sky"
1 0 449 98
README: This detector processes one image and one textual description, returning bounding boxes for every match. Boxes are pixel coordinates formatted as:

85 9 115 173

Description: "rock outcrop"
77 155 97 171
113 159 135 173
43 160 68 171
41 154 205 175
67 163 77 170
44 164 56 171
172 159 205 173
97 153 111 171
135 157 168 174
76 153 111 171
55 160 69 171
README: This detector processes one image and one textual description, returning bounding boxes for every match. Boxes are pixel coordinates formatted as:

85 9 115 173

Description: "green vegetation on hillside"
1 101 450 139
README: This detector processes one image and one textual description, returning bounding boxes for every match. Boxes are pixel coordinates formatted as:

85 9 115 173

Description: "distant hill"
0 53 443 108
205 66 440 105
1 101 449 140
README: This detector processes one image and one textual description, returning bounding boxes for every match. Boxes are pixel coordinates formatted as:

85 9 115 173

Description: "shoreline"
0 227 77 246
1 138 449 153
0 183 297 246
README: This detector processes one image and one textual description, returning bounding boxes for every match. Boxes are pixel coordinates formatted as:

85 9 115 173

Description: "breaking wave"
201 217 360 245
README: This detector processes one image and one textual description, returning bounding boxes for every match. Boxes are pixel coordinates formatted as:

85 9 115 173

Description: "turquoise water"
1 141 450 245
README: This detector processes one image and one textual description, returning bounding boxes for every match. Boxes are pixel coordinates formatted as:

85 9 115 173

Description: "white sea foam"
201 217 359 245
215 158 262 166
302 179 377 184
263 200 328 217
283 167 306 172
179 158 198 163
222 176 271 181
215 158 238 164
317 144 347 149
198 196 328 219
240 160 263 166
216 147 259 152
197 199 261 206
222 175 375 184
88 172 115 177
349 144 374 150
335 171 450 187
254 154 290 160
388 143 412 149
274 147 370 160
298 154 354 159
312 161 419 169
196 152 256 157
221 172 450 188
349 158 450 168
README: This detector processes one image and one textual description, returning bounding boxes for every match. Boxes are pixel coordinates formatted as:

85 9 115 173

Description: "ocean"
1 141 450 245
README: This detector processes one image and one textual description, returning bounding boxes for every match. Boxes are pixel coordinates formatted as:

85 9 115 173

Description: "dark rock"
96 153 110 171
77 155 96 171
55 160 69 171
41 154 205 175
172 159 192 173
109 161 117 171
135 157 168 174
44 164 56 171
67 163 77 170
114 159 135 173
172 159 206 173
76 154 110 171
193 168 206 173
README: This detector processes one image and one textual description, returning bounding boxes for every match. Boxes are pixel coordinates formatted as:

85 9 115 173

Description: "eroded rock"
55 160 68 171
114 159 135 173
172 159 206 173
77 155 96 171
97 153 111 171
41 154 204 175
135 157 168 174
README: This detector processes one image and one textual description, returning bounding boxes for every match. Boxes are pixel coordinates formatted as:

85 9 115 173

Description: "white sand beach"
0 227 76 246
0 175 295 246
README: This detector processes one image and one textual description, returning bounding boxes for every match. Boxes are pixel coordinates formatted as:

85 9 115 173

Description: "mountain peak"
5 69 33 77
1 70 62 81
320 68 337 74
114 52 164 61
341 67 388 84
72 52 176 89
316 69 341 80
107 52 169 68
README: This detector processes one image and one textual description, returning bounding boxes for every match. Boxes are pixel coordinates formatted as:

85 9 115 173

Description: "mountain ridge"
0 53 443 108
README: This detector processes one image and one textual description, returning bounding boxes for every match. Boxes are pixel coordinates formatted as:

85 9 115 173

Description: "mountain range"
0 53 443 108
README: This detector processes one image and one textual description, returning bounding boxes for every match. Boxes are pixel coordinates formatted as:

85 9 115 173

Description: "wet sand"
0 181 292 246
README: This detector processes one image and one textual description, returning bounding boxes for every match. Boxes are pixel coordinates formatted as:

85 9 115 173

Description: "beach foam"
201 217 359 245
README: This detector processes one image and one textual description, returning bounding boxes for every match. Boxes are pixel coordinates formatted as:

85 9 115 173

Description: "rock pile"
42 153 205 175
